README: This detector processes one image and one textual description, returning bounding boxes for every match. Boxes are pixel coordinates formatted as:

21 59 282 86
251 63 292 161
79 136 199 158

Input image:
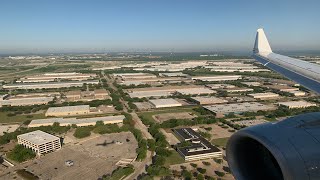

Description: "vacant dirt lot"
196 124 234 139
0 125 19 136
25 132 137 180
153 112 197 123
134 102 153 111
160 128 180 145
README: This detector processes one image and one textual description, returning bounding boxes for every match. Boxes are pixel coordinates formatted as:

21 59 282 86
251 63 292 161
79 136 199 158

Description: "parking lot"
25 132 137 180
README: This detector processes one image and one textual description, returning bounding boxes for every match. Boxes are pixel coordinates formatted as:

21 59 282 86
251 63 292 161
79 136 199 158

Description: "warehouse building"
210 69 270 72
149 98 182 108
28 115 125 127
176 88 216 95
159 72 188 77
173 128 222 161
3 80 99 90
127 85 202 98
248 92 280 100
64 90 81 101
17 72 97 83
220 87 254 93
0 96 54 107
242 82 261 87
205 84 236 89
192 75 242 82
120 77 192 86
113 73 157 79
64 89 110 101
204 102 274 118
278 101 317 109
191 96 227 105
129 91 172 98
266 85 299 92
17 130 61 155
287 90 306 96
94 89 109 99
45 105 90 117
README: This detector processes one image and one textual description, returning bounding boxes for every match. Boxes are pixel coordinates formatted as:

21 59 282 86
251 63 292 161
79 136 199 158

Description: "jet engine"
226 112 320 180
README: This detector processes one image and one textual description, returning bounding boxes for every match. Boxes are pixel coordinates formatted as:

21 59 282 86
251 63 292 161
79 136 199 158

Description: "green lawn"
211 137 230 148
165 150 184 166
0 112 45 124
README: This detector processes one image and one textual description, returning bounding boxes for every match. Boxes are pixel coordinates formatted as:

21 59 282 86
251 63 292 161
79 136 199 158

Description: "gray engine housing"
226 112 320 180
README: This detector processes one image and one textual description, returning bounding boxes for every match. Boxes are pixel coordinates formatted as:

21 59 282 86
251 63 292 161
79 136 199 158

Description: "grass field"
0 112 45 124
138 106 200 123
165 150 184 166
211 137 229 148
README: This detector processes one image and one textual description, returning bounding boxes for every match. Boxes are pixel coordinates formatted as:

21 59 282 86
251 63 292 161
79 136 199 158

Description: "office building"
173 128 222 161
17 130 61 155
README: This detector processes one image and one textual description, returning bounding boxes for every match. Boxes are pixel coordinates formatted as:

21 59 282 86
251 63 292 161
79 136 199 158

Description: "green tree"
7 145 36 163
73 127 91 138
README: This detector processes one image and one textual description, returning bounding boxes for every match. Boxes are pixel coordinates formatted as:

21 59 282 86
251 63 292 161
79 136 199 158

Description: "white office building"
17 130 61 155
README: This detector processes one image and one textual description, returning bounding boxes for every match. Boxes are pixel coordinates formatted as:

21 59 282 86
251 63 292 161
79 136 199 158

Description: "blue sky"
1 0 320 53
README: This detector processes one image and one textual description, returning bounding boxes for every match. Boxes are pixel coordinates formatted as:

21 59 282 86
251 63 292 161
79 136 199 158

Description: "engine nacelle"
226 112 320 180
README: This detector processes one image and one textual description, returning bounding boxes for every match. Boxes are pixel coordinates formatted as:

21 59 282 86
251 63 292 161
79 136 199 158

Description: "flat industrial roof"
191 96 227 104
128 91 172 98
204 102 274 114
4 80 99 87
18 130 59 145
160 72 187 77
176 88 216 95
29 115 125 126
278 101 316 107
149 98 182 106
46 105 89 114
248 92 279 96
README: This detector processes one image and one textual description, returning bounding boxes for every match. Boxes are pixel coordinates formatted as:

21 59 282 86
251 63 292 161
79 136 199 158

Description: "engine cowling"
226 112 320 180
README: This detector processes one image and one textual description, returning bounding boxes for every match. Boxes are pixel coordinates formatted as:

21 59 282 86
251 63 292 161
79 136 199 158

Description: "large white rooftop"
128 91 172 98
204 102 274 114
149 98 182 107
46 105 89 114
278 101 317 108
192 75 242 82
17 130 60 145
28 115 125 127
248 92 279 97
191 96 227 104
176 88 216 95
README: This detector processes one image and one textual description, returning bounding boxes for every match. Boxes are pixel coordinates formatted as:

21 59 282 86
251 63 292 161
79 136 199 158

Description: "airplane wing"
252 28 320 94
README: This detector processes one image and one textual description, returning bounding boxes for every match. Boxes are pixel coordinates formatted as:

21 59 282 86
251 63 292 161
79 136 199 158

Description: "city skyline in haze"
1 0 320 54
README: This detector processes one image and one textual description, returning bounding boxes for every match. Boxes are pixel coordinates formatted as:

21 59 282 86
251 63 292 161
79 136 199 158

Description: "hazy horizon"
1 0 320 54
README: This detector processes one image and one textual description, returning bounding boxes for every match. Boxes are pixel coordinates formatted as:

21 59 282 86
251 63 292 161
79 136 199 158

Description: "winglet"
253 28 272 54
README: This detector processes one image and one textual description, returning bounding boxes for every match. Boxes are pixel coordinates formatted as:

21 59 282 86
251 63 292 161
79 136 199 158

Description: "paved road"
130 112 153 139
124 150 153 180
102 72 154 179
